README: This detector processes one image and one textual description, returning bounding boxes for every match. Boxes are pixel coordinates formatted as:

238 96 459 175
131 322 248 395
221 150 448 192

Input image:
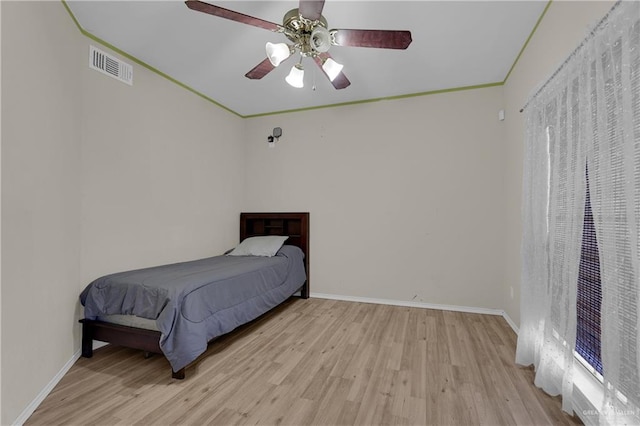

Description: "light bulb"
265 42 291 67
322 58 343 81
285 64 304 88
310 27 331 53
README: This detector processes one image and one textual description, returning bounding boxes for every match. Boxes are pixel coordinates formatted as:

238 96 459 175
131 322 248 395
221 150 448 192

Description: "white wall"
1 2 82 423
502 0 615 327
1 2 245 424
244 88 506 310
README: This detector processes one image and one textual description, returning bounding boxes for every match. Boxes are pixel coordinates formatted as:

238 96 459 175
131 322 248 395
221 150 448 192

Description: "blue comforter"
80 245 306 371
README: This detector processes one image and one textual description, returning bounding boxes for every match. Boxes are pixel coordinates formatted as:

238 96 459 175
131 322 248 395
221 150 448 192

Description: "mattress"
97 314 159 331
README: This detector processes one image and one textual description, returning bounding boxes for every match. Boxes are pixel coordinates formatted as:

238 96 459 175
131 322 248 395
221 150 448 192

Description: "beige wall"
244 88 507 310
1 2 82 423
502 0 615 327
79 39 245 284
1 2 244 424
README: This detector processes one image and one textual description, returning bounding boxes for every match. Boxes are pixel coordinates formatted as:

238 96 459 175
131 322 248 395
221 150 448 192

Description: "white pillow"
227 235 289 257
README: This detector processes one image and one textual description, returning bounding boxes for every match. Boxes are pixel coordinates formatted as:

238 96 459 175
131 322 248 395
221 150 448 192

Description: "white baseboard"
12 349 81 426
13 341 109 425
310 292 505 316
311 292 521 335
501 311 520 335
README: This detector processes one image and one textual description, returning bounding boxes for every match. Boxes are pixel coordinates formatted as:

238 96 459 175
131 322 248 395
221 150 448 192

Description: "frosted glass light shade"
265 42 291 67
285 64 304 88
322 58 343 81
310 27 331 53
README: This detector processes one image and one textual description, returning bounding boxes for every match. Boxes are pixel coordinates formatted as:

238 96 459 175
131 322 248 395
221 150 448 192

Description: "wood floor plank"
26 298 581 425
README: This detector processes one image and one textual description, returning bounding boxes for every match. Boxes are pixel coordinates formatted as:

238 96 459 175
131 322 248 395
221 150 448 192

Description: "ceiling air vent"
89 45 133 86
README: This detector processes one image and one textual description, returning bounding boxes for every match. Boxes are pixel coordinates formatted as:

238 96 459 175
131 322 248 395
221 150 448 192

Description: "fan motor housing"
282 8 332 56
283 8 327 31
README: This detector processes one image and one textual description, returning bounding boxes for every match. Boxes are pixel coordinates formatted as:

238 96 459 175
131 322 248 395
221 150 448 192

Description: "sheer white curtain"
517 1 640 424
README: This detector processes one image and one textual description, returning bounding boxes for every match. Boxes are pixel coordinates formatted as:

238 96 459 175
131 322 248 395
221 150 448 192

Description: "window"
517 3 640 422
576 168 603 376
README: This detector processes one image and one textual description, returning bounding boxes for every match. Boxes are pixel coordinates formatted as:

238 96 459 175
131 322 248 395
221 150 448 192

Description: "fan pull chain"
312 64 317 91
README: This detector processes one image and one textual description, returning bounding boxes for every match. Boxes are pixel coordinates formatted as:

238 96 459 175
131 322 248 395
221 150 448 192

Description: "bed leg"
301 281 309 299
172 368 185 380
144 351 154 359
81 320 94 358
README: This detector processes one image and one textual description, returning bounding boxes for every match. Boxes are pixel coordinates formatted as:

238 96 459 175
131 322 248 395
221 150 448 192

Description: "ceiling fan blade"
245 58 277 80
313 53 351 90
185 1 280 32
333 29 412 49
299 0 325 21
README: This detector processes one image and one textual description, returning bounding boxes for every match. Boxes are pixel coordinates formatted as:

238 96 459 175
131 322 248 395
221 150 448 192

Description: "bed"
79 212 309 379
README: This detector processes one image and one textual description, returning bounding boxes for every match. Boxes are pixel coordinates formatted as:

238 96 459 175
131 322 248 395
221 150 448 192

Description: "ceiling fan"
185 0 412 90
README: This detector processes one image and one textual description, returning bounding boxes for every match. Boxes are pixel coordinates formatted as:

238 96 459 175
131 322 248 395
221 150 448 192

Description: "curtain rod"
519 0 621 113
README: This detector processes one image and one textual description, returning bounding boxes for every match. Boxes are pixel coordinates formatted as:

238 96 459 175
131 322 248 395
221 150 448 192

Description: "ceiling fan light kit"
265 42 293 67
309 26 332 53
321 58 343 82
285 64 305 88
185 0 412 90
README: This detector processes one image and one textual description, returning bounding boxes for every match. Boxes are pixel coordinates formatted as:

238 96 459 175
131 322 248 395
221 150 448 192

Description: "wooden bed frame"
80 212 310 379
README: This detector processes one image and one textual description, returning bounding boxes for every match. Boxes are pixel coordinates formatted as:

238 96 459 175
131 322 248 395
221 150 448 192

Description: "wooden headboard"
240 212 309 298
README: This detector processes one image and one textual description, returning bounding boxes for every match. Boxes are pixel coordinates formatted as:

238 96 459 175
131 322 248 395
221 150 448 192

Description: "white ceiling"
66 1 547 117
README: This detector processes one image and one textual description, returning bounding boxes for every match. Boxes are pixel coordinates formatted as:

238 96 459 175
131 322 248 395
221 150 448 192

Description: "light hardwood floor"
26 298 581 425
